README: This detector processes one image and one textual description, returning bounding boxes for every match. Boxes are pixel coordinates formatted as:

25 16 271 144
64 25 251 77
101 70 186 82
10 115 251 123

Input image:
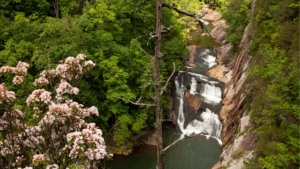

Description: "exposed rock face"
199 6 213 15
185 92 202 114
202 11 221 21
187 46 197 64
209 0 258 168
211 23 230 45
206 44 233 83
145 132 157 146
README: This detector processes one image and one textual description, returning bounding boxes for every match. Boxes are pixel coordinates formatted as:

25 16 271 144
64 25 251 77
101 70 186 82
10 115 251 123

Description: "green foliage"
233 150 244 159
0 0 189 146
221 0 251 52
238 0 300 167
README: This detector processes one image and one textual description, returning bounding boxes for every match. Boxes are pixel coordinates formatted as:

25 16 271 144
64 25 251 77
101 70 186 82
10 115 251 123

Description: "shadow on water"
106 123 222 169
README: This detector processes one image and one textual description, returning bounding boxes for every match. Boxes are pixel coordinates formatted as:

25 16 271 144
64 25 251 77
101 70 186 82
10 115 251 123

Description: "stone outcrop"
202 11 221 21
208 0 258 168
211 22 230 45
145 132 157 146
206 44 233 83
185 92 202 114
211 115 255 169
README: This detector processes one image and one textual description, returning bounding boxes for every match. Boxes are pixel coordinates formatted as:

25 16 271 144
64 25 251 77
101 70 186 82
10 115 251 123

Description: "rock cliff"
209 0 257 168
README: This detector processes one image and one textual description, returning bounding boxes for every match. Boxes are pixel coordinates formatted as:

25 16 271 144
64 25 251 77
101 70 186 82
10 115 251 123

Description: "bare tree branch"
133 0 150 13
160 62 176 96
162 2 216 53
146 25 175 47
162 2 196 17
131 41 154 61
196 18 216 53
147 31 157 47
163 133 202 153
119 96 155 107
161 25 175 33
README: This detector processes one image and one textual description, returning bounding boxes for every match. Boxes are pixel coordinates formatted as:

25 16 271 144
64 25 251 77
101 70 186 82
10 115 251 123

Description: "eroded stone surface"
202 11 221 21
185 92 202 113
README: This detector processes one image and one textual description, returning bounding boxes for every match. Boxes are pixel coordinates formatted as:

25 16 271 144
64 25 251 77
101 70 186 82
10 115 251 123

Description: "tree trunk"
154 0 164 169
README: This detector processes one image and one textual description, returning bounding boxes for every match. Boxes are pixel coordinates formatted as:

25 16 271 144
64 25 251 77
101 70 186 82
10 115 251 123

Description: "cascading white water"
200 83 222 103
175 49 223 145
189 77 197 95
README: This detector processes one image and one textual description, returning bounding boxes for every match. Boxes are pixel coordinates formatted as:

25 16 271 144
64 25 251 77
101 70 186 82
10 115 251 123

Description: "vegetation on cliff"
222 0 299 168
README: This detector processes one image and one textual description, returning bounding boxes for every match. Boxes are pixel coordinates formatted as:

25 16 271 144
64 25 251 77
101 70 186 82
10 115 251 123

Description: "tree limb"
196 18 216 53
131 41 154 61
163 133 201 153
160 62 176 96
133 0 150 13
162 2 216 53
119 96 155 107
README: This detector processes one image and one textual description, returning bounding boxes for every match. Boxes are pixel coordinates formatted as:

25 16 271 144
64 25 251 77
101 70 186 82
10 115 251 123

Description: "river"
106 20 223 169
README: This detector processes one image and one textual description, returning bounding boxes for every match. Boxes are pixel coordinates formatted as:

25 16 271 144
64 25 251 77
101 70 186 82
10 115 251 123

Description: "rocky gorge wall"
209 0 258 168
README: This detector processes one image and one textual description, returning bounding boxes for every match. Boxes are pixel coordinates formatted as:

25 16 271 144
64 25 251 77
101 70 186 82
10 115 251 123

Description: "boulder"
202 11 221 21
145 132 157 146
201 33 209 37
169 111 177 125
185 92 202 113
211 25 230 45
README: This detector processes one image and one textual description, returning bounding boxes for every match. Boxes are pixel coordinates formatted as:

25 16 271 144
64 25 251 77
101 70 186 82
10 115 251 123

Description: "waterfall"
189 77 197 95
175 49 222 145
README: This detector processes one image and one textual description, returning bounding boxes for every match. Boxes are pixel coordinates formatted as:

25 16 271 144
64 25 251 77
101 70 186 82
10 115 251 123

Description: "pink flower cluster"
46 164 59 169
32 154 45 163
84 60 96 67
0 61 29 84
12 76 24 84
33 76 49 86
67 123 107 160
0 83 16 103
0 56 109 168
26 89 52 105
56 82 79 95
16 156 23 162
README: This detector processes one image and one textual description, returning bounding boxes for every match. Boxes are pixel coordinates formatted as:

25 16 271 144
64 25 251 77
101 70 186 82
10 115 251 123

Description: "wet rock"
201 33 209 37
168 95 173 111
145 132 157 146
169 111 177 125
186 46 197 66
185 92 202 113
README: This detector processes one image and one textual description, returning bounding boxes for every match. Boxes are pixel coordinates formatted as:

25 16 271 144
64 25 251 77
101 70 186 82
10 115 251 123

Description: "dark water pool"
106 123 222 169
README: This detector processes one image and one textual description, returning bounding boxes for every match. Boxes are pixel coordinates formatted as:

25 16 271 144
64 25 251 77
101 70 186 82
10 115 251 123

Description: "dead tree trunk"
154 0 164 168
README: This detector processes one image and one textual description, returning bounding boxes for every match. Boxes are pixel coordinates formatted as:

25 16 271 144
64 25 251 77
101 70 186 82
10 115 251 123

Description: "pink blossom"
76 54 86 61
65 57 78 64
17 61 29 68
88 106 99 116
16 156 23 162
32 154 45 163
84 60 95 67
46 164 59 169
82 129 92 137
33 76 49 86
107 153 113 159
12 76 24 84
